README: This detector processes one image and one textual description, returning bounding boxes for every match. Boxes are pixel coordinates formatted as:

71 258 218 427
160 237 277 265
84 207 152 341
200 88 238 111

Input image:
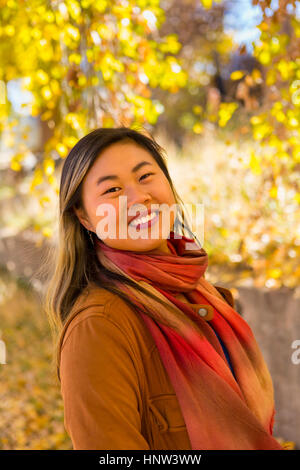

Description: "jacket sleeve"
59 311 150 450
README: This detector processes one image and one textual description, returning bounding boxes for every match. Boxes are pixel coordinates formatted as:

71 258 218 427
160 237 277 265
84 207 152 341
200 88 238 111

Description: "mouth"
128 209 160 229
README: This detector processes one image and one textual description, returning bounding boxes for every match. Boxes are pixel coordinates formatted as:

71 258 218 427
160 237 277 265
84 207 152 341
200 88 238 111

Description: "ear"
73 206 93 232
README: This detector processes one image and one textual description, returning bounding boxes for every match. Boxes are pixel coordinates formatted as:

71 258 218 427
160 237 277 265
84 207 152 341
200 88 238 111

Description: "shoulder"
56 282 153 380
214 285 235 309
60 283 136 342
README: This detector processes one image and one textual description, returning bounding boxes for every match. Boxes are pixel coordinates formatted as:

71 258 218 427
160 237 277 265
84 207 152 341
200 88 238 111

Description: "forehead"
88 140 156 175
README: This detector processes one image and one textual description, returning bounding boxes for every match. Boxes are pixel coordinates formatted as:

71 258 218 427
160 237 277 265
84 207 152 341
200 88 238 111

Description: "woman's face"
74 139 177 253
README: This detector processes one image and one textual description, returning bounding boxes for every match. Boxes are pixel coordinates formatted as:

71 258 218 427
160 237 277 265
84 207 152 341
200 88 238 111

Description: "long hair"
43 126 202 373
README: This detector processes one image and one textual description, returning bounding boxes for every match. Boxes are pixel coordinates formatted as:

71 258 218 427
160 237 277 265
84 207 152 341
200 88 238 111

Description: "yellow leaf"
193 122 203 134
36 70 49 85
5 25 15 36
69 53 81 65
292 146 300 162
41 86 52 100
66 25 80 41
42 227 53 237
266 68 277 86
31 104 40 116
293 193 300 204
10 161 22 171
269 186 277 198
259 22 269 32
277 59 294 81
193 105 203 115
86 49 94 62
63 136 78 148
282 441 295 450
252 68 262 82
40 196 50 207
41 110 52 121
259 50 271 65
269 268 282 279
218 102 238 127
43 158 55 175
78 75 87 86
252 123 272 140
50 79 60 95
94 0 107 13
270 37 280 54
56 143 68 157
91 76 99 86
230 70 245 81
250 115 263 125
65 112 81 129
219 228 229 238
201 0 213 8
275 111 286 123
97 24 114 41
288 117 299 127
30 168 43 190
48 174 57 186
249 151 262 174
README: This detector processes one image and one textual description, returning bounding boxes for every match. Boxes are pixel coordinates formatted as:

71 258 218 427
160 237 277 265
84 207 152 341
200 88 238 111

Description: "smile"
129 210 160 229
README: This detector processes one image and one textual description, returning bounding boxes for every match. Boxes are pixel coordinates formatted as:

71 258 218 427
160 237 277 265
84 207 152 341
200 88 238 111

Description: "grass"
0 267 72 450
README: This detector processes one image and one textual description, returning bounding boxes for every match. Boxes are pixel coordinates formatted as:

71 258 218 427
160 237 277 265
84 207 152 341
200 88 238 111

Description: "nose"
126 185 152 210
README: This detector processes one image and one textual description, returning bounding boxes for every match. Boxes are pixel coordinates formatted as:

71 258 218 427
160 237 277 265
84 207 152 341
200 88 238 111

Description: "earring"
87 229 94 246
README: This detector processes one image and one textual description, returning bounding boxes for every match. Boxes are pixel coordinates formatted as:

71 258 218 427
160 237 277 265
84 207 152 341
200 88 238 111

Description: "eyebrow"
96 161 153 186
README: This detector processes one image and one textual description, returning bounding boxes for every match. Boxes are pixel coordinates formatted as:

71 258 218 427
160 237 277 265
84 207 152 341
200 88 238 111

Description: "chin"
106 237 168 253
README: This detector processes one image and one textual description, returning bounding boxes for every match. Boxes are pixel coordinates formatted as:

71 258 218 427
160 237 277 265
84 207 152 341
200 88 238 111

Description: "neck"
146 240 172 255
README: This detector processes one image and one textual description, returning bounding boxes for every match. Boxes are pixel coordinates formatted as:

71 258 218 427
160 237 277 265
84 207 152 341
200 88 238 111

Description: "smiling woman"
44 126 284 451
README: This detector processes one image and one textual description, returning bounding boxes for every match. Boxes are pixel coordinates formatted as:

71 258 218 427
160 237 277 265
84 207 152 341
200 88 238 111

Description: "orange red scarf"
95 231 284 450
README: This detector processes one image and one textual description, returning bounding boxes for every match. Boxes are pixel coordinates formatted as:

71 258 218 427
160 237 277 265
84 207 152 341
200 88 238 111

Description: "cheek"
162 184 176 207
81 185 97 218
156 184 177 226
154 177 175 201
95 200 119 224
85 198 98 222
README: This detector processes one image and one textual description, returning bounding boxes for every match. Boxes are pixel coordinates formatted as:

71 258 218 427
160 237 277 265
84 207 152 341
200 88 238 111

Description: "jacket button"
198 307 208 317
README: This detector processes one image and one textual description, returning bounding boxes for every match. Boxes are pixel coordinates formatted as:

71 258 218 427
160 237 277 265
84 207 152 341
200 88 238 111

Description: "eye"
103 186 120 194
103 173 154 194
140 172 154 181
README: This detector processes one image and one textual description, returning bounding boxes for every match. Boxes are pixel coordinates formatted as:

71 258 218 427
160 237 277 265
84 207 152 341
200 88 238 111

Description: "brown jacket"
57 282 236 450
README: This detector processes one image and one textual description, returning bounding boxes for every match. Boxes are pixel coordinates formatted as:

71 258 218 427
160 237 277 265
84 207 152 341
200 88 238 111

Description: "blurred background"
0 0 299 450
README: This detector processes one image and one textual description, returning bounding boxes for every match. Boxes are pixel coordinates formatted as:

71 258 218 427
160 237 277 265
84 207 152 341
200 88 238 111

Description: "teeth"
130 211 157 227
